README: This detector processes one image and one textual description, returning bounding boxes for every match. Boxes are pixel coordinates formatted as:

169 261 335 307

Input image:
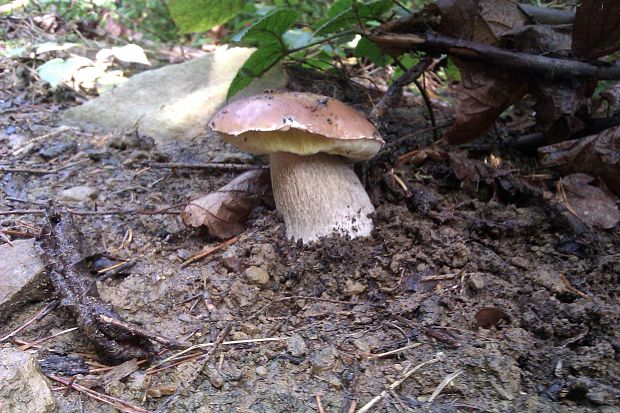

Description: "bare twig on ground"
0 208 180 216
370 57 433 121
180 235 240 268
356 355 443 413
149 162 267 171
48 374 154 413
10 126 71 156
316 394 326 413
366 32 620 80
427 369 463 403
0 300 59 343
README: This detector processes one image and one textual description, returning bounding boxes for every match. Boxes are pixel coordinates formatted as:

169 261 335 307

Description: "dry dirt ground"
1 66 619 413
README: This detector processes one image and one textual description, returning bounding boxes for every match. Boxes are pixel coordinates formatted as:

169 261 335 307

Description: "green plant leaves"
354 36 388 66
314 0 393 36
166 0 244 33
228 9 298 98
227 44 285 99
233 8 299 45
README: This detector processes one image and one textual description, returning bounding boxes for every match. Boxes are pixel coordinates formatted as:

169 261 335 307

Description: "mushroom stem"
269 152 375 243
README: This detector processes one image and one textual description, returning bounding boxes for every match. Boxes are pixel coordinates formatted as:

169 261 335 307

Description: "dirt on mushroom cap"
209 92 384 160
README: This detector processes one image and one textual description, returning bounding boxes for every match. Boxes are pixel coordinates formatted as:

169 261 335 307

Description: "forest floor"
1 26 619 413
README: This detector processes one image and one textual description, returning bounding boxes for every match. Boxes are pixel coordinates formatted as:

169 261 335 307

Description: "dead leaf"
437 0 526 44
437 0 528 144
600 82 620 113
448 150 505 186
443 65 527 144
539 126 620 195
502 24 573 56
181 169 271 239
572 0 620 58
475 307 509 329
556 173 620 229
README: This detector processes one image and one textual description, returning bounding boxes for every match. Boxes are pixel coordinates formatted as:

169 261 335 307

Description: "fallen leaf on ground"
539 126 620 195
572 0 620 58
555 173 620 230
475 307 509 329
181 169 271 239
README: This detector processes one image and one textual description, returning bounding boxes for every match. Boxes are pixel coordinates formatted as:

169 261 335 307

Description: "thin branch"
366 31 620 80
149 162 266 171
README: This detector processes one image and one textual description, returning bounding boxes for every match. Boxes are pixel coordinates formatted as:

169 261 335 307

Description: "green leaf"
166 0 244 33
37 57 92 89
227 45 284 99
232 8 298 46
354 36 388 66
282 29 315 50
315 0 393 36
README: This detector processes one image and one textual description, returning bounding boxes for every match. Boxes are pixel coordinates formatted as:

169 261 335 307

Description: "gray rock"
0 347 57 413
0 239 50 323
245 266 270 285
62 46 287 144
287 333 307 357
311 346 337 375
344 279 366 295
58 186 97 202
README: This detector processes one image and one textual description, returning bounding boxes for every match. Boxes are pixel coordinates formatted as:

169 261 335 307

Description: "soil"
1 64 619 413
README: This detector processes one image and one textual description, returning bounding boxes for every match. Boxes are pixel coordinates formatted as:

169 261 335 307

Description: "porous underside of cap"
209 92 384 160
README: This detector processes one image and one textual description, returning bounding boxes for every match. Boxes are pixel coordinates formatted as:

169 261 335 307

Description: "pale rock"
245 266 270 285
286 333 307 357
0 347 57 413
58 185 97 202
0 239 50 323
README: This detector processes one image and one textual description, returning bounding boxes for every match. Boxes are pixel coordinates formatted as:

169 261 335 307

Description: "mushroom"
209 92 384 243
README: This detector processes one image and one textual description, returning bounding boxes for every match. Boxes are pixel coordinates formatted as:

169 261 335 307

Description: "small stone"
255 366 268 376
38 140 77 160
287 333 307 357
311 346 337 375
344 279 366 295
0 347 57 413
206 369 224 389
59 185 97 202
511 256 530 270
0 239 50 323
245 266 270 285
241 323 261 335
468 273 486 291
221 246 241 272
328 377 342 389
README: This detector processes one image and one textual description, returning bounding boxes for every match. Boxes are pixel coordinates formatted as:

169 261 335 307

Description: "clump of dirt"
1 63 618 413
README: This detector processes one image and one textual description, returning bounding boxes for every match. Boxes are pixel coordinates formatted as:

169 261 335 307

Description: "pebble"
245 266 270 285
311 346 337 375
59 185 97 202
344 279 366 295
287 333 307 357
468 273 486 291
0 348 57 413
255 366 268 376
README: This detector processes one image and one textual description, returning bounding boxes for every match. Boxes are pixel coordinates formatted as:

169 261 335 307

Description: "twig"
19 327 79 350
97 315 190 349
181 235 240 268
145 336 288 374
366 31 620 80
0 208 181 216
0 159 91 176
11 126 71 156
316 393 326 413
47 374 154 413
364 343 421 360
427 369 463 403
370 57 433 121
245 295 360 322
0 300 59 343
149 162 266 171
356 355 442 413
413 78 438 140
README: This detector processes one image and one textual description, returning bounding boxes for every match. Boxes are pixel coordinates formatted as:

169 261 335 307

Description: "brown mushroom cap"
209 92 384 161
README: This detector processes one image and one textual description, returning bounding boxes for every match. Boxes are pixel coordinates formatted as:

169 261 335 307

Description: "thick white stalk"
269 152 375 243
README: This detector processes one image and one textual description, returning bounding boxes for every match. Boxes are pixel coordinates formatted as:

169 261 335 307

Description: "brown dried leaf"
475 307 509 329
448 150 507 186
443 65 527 144
181 169 271 239
502 24 573 55
539 126 620 195
556 173 620 230
437 0 526 44
572 0 620 58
